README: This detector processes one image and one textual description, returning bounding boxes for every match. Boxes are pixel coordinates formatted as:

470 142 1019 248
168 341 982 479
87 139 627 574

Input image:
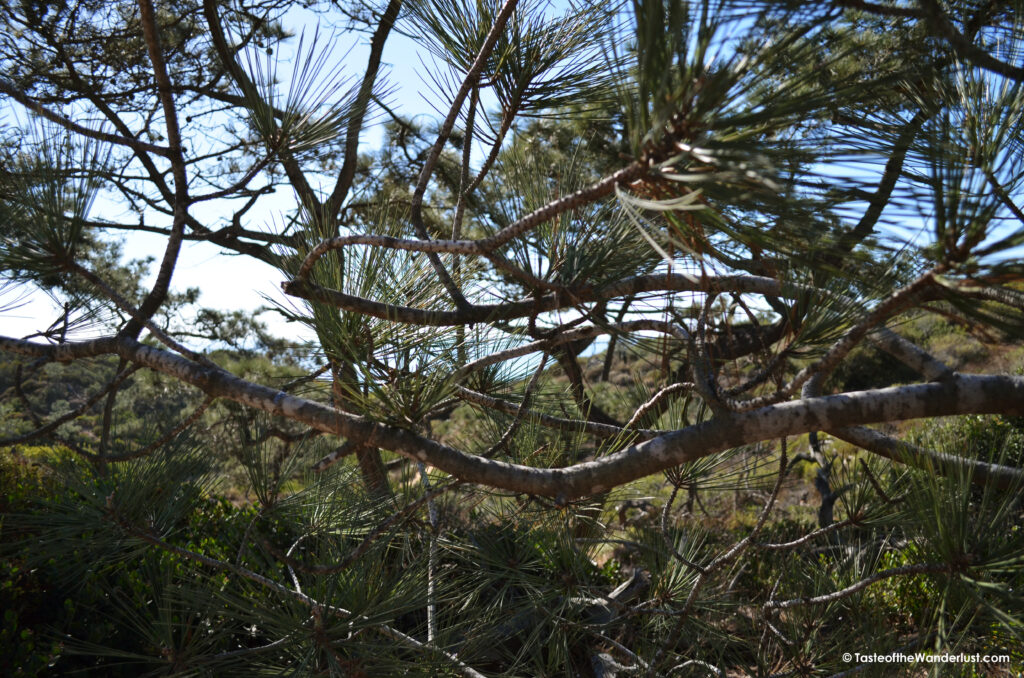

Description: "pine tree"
2 0 1023 675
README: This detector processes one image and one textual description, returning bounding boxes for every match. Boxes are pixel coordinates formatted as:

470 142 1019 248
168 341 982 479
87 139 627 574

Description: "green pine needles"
2 0 1024 674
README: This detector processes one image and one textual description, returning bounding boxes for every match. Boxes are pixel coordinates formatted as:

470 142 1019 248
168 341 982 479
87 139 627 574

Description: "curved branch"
917 0 1024 82
3 334 1022 502
868 327 953 382
827 425 1024 491
0 78 171 157
284 273 788 327
835 109 930 255
726 271 938 412
407 0 521 306
297 162 648 282
327 0 404 216
71 263 212 366
765 562 954 610
127 0 191 337
623 382 695 431
757 516 861 551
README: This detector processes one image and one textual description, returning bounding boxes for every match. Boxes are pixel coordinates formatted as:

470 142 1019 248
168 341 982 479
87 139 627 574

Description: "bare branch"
483 354 548 458
765 562 954 610
758 516 861 551
828 425 1024 491
0 78 171 157
3 334 1022 501
868 327 953 382
408 0 521 307
70 263 212 366
623 382 695 431
284 273 787 327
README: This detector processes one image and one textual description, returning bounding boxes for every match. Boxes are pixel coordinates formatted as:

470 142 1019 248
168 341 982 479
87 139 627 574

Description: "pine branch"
408 0 521 309
0 78 171 157
128 0 191 338
2 332 1023 500
764 562 955 610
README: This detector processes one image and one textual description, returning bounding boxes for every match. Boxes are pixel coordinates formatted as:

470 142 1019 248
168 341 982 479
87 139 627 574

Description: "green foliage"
4 404 1024 675
0 125 101 286
3 0 1024 674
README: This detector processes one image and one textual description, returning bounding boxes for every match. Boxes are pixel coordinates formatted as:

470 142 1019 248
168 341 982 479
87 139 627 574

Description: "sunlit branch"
827 425 1024 491
757 515 861 551
764 562 955 610
868 326 953 382
726 271 939 412
408 0 521 308
284 273 789 327
70 263 212 366
4 333 1022 501
483 353 548 458
623 382 695 431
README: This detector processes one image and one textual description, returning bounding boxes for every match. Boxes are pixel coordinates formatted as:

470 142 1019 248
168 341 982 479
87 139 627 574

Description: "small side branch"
765 562 953 610
828 425 1024 491
757 516 860 551
0 78 171 157
868 327 952 382
483 354 549 458
0 364 140 448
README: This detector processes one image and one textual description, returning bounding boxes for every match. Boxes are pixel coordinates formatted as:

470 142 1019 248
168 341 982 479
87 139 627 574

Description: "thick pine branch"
3 333 1022 500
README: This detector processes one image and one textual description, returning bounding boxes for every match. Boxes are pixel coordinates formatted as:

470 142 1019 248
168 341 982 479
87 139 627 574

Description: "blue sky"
3 5 447 343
